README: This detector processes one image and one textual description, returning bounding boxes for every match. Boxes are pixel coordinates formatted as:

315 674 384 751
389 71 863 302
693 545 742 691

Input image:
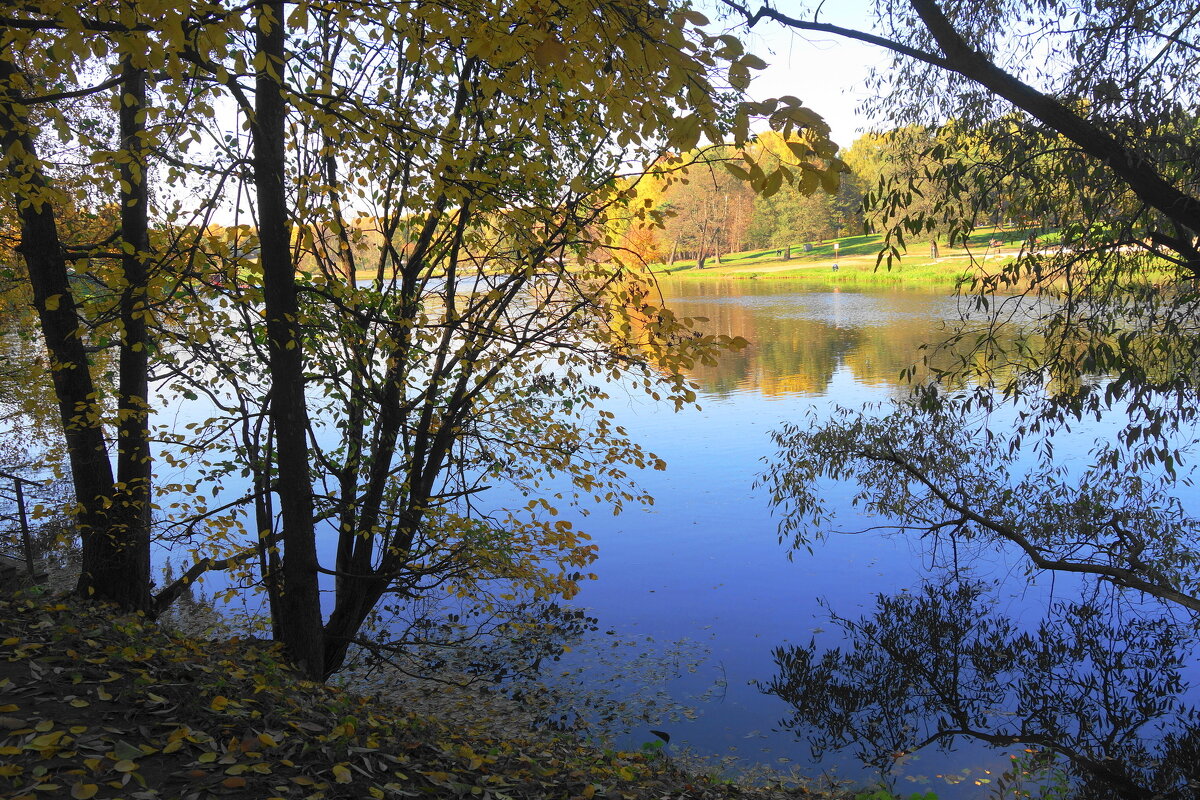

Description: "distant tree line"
612 124 995 267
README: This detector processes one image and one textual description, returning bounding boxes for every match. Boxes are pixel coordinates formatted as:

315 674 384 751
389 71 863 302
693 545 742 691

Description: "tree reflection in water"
762 577 1200 798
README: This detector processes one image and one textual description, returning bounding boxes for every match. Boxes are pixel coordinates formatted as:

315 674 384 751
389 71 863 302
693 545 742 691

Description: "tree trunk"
696 208 711 269
112 55 153 611
254 0 325 680
0 56 152 610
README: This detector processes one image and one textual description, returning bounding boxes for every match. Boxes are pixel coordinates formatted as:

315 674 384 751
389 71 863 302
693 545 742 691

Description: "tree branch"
720 0 950 70
727 0 1200 273
867 444 1200 613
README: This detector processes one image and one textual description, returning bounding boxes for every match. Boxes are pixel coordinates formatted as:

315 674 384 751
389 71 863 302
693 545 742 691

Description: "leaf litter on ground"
0 589 846 800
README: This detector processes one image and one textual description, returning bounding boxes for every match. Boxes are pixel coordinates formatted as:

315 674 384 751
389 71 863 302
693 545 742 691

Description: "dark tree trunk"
254 1 325 680
0 56 151 610
112 56 153 611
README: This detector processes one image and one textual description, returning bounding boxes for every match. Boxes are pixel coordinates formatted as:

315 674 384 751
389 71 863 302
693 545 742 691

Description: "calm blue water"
500 281 1196 796
153 280 1196 797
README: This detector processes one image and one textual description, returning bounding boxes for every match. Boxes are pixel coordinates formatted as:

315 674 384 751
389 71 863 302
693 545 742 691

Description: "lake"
509 279 1200 798
26 276 1189 798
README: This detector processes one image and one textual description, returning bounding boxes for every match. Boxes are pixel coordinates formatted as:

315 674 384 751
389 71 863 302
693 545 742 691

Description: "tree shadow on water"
761 577 1200 799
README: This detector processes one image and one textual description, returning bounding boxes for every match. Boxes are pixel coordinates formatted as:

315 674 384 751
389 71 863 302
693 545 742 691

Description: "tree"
0 4 223 611
2 1 842 680
730 0 1200 780
658 156 730 267
735 0 1200 604
840 126 946 236
727 0 1200 264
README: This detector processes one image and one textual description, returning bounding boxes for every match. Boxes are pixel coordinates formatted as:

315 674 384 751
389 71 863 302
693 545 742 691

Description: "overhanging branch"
726 0 1200 273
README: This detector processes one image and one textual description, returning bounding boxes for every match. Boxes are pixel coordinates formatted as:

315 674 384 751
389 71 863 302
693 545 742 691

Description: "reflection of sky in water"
544 285 1199 797
150 283 1196 797
557 381 936 784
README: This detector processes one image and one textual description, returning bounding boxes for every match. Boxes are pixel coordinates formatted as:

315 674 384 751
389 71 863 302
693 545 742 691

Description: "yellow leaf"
332 763 352 784
210 695 228 711
112 759 137 773
31 731 65 747
533 36 568 67
740 54 768 70
723 162 751 181
761 167 784 198
44 294 62 311
71 784 99 799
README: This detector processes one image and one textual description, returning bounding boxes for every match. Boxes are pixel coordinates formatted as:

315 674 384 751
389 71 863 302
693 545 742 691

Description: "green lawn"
649 227 1035 287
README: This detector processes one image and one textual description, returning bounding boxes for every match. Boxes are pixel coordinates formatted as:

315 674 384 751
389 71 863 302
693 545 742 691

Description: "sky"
729 0 890 149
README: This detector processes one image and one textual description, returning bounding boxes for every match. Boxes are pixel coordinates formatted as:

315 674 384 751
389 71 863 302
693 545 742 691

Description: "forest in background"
610 126 985 268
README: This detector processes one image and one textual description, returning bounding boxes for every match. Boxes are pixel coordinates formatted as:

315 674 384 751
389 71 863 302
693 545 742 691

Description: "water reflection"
761 576 1200 799
660 280 974 396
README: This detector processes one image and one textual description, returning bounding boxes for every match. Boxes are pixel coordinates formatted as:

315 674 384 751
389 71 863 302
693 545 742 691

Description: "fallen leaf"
112 741 144 761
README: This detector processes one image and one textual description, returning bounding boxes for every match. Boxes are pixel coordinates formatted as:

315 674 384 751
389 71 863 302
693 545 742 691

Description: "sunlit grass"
649 228 1029 287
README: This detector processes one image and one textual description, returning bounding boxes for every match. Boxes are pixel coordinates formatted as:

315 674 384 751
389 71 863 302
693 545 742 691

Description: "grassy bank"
0 591 850 800
651 229 1029 288
336 228 1036 288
